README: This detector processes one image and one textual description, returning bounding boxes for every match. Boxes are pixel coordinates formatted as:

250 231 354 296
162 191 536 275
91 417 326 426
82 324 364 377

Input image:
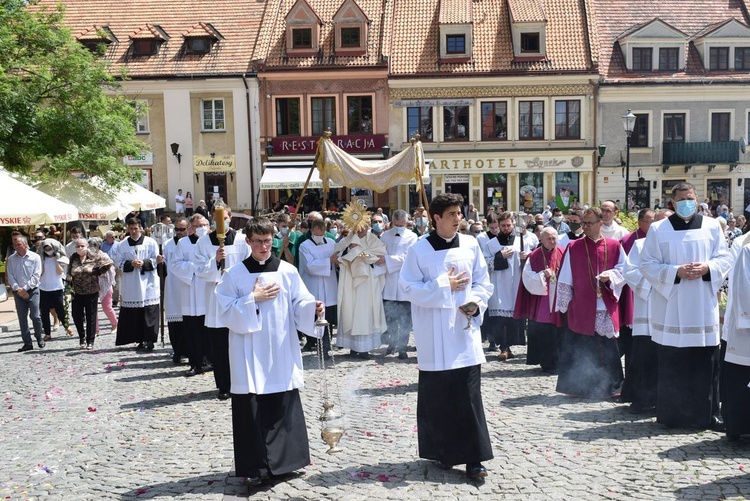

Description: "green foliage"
618 210 638 232
0 0 145 189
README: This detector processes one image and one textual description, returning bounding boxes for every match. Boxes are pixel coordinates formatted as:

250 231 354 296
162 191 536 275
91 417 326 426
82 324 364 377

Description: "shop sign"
270 134 386 155
123 152 153 165
194 155 236 172
392 99 474 108
445 174 470 183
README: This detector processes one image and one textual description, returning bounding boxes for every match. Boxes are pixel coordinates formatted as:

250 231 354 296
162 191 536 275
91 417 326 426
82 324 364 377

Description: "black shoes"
17 345 33 352
385 345 395 355
37 339 46 349
135 342 146 351
349 350 370 359
487 344 498 352
466 463 488 480
398 351 408 360
217 392 231 400
185 367 201 377
711 415 726 432
245 474 269 488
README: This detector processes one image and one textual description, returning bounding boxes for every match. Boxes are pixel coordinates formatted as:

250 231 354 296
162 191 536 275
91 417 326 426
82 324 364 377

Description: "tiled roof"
183 22 222 40
439 0 473 25
507 0 546 23
32 0 264 77
253 0 389 69
389 0 595 75
592 0 750 83
690 18 743 40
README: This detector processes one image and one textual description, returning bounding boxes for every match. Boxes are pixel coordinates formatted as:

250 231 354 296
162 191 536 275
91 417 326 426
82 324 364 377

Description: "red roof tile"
439 0 473 25
507 0 546 23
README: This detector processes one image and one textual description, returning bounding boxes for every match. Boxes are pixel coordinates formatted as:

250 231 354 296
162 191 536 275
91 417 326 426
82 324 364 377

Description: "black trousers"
40 289 65 336
72 293 98 345
167 320 187 359
183 315 209 369
487 316 524 351
207 326 230 393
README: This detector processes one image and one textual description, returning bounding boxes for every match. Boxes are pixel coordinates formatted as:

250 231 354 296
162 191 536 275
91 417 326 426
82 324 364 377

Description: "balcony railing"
662 141 739 165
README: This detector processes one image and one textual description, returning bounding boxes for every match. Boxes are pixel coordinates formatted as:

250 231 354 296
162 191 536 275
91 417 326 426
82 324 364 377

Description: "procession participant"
599 200 629 240
554 207 626 399
292 211 333 268
379 209 418 359
399 193 494 481
557 210 584 248
334 203 387 359
514 227 564 373
721 230 750 440
298 218 337 358
65 226 83 258
195 206 249 400
215 217 325 488
483 211 533 361
67 238 112 350
163 218 189 364
272 213 296 264
39 238 68 341
171 215 212 376
640 182 732 430
7 235 45 351
88 237 117 336
545 208 570 235
620 210 671 413
114 218 161 351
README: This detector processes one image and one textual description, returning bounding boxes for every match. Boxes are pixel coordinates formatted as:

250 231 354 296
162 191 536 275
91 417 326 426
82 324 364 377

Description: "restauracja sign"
270 134 386 155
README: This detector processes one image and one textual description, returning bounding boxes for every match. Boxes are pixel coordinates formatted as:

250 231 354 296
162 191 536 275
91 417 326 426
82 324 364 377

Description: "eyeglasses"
174 227 187 231
250 238 274 246
581 220 601 227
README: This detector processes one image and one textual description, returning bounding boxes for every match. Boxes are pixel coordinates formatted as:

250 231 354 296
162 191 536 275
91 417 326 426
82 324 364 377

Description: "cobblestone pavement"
1 311 750 500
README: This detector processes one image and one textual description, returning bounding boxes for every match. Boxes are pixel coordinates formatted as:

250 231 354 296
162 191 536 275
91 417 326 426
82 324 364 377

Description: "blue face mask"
372 223 383 233
393 226 405 235
418 217 428 226
280 227 288 235
676 199 696 219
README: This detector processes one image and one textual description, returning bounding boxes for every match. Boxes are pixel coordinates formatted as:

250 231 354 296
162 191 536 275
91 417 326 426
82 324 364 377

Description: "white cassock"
171 235 209 317
380 228 418 301
483 234 535 318
115 235 160 308
622 239 651 337
723 232 750 364
399 234 493 371
335 232 387 351
195 230 250 328
601 222 629 241
298 238 337 308
215 259 318 394
640 216 732 347
163 236 185 323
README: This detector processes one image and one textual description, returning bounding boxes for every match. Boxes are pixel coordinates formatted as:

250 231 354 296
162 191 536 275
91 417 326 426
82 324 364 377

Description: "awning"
88 178 166 211
34 175 134 221
0 169 79 226
260 161 431 190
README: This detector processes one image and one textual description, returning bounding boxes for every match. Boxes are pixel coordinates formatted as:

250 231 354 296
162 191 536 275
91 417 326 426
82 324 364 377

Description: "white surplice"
194 231 250 328
723 232 750 365
115 236 160 308
399 234 493 371
601 222 629 241
621 239 651 336
483 234 535 317
380 228 418 301
215 260 318 395
162 237 185 322
298 238 338 307
639 216 732 347
169 235 207 317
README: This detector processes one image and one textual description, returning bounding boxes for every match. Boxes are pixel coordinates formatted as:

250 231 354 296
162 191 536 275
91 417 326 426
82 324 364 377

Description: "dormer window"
520 33 540 53
340 27 361 48
186 37 212 55
736 48 750 70
438 0 472 62
333 0 368 56
129 24 168 58
633 48 653 71
692 18 750 71
285 0 322 57
507 0 547 61
617 19 686 72
133 39 158 56
76 25 116 55
446 34 466 54
710 47 729 70
659 48 679 71
182 23 221 56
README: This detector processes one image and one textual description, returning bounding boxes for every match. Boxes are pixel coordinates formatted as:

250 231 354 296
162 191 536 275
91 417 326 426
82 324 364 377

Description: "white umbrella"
89 178 166 212
34 175 134 221
0 170 79 227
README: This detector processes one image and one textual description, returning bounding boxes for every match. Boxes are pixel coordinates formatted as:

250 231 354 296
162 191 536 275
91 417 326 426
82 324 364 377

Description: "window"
443 106 469 141
710 47 729 70
407 107 433 141
134 100 149 134
132 39 157 56
663 113 685 143
276 98 301 136
659 48 678 71
520 33 540 53
186 38 212 55
446 34 466 55
202 99 225 131
633 48 652 71
519 101 544 139
631 114 649 147
554 100 580 139
711 112 731 142
311 97 336 135
481 102 507 140
340 27 361 48
292 28 312 49
736 48 750 70
347 96 372 134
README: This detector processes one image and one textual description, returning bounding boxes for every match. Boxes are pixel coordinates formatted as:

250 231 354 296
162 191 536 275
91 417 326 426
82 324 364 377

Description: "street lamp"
622 109 636 213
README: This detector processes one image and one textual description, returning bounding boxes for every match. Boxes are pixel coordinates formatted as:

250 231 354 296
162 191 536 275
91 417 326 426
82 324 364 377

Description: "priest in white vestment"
216 217 324 488
640 182 732 430
399 193 494 481
600 200 629 241
163 219 189 364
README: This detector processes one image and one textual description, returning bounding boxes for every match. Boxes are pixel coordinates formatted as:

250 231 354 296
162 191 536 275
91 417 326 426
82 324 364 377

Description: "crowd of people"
5 182 750 490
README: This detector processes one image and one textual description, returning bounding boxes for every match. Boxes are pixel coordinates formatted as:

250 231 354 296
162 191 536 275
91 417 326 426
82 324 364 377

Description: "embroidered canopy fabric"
315 137 426 194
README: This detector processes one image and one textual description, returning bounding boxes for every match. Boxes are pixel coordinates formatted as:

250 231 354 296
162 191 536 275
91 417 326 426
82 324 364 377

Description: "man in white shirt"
7 236 45 351
600 200 629 240
175 189 186 215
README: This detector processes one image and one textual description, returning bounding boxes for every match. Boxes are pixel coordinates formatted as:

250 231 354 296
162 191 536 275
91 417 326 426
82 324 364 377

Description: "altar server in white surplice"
640 182 732 431
399 193 494 481
195 207 249 400
216 217 324 488
298 218 337 358
163 218 189 364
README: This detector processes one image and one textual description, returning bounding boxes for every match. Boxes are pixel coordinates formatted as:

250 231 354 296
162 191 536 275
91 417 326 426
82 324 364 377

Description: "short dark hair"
569 210 584 219
583 207 603 221
310 219 326 231
671 182 696 197
244 217 274 238
126 218 141 227
485 212 500 224
637 208 654 221
552 207 563 215
429 193 463 222
496 211 513 223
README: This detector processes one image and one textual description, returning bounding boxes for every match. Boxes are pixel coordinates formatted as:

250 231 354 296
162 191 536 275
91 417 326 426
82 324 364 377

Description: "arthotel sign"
270 134 386 155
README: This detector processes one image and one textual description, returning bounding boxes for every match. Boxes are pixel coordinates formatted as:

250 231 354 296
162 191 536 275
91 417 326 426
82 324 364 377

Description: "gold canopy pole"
412 135 431 230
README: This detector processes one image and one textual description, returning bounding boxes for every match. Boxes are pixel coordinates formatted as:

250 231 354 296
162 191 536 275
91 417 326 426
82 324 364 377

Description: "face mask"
372 223 383 233
418 217 428 226
473 231 482 237
676 199 696 219
330 227 338 236
311 235 325 244
280 227 289 235
195 226 208 238
569 222 581 232
393 226 405 235
552 216 563 223
45 250 55 256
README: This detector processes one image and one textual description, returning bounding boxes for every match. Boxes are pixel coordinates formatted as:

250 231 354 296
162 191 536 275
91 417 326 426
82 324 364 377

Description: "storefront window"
707 179 731 213
351 188 374 209
553 172 580 212
661 179 686 210
484 174 507 213
519 172 544 214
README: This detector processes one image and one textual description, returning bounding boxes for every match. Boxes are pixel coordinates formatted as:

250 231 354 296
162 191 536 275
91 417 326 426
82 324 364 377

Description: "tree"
0 0 145 188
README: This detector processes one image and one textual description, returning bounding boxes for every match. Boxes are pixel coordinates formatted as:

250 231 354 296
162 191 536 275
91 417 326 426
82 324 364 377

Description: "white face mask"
311 234 325 244
45 250 55 256
393 226 405 235
195 226 208 238
330 227 338 236
552 216 563 223
280 227 289 235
